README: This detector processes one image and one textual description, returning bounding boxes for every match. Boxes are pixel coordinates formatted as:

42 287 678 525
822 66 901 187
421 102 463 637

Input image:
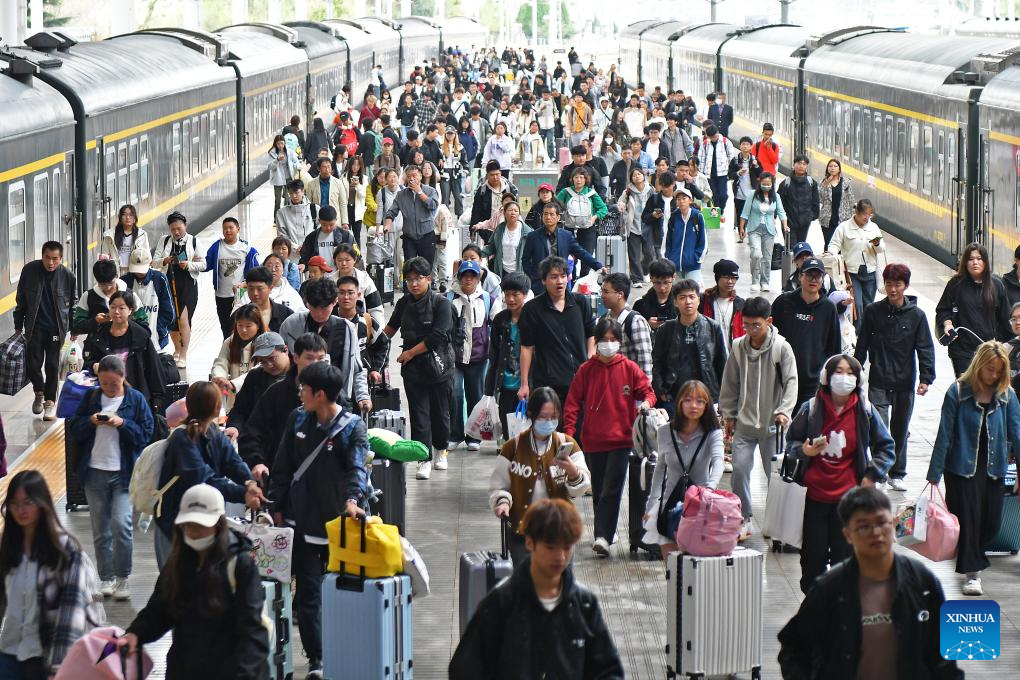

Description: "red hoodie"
803 391 859 503
563 354 656 452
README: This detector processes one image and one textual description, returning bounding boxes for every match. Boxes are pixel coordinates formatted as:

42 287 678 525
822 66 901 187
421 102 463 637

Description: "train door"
61 150 82 281
975 130 993 263
949 126 966 260
94 138 112 237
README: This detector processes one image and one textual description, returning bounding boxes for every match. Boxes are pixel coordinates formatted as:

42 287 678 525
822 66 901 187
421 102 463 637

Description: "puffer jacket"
449 561 624 680
651 314 727 402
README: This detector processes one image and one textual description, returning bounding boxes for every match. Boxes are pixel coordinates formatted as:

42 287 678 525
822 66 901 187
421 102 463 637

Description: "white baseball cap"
175 484 225 527
128 248 152 275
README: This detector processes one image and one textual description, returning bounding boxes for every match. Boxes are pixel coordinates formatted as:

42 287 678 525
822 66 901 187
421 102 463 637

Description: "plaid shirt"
610 307 653 377
414 98 437 128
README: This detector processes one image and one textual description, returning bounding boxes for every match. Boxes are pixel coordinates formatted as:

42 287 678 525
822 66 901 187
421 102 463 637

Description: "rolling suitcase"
262 579 294 680
321 518 413 680
985 465 1019 554
368 409 408 438
459 518 513 634
665 547 764 680
367 261 396 305
627 452 659 556
558 146 571 169
369 457 406 535
63 422 88 511
596 234 627 276
370 371 401 413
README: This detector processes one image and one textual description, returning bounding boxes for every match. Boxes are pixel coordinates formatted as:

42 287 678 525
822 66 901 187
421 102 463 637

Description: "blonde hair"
960 341 1012 398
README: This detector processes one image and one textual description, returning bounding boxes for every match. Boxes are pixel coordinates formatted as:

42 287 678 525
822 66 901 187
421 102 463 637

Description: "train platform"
0 179 1016 679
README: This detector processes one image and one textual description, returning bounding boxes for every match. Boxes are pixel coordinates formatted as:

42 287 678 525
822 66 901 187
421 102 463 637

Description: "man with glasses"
224 331 291 441
779 487 959 679
854 264 935 492
698 259 744 351
771 257 842 410
634 258 678 336
719 296 799 541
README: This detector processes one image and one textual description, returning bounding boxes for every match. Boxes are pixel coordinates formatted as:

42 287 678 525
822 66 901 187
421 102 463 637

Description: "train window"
815 97 823 149
172 123 182 189
843 105 851 159
852 107 861 163
201 114 209 172
8 181 26 282
947 132 957 200
50 166 62 239
210 112 218 168
883 116 893 178
832 101 841 154
922 126 933 194
117 143 129 207
33 175 49 253
862 109 871 169
129 139 139 204
140 136 150 199
872 113 883 171
183 120 192 183
936 131 945 201
909 123 920 189
105 146 117 208
192 116 200 178
895 119 906 184
825 100 833 152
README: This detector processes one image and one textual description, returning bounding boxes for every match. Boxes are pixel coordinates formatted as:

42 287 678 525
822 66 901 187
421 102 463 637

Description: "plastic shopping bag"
466 395 501 441
226 513 295 583
895 493 930 546
58 339 84 376
506 399 531 441
571 270 601 294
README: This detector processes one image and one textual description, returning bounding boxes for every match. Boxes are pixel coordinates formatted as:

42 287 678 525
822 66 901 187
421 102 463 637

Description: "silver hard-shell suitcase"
596 234 628 276
458 518 513 634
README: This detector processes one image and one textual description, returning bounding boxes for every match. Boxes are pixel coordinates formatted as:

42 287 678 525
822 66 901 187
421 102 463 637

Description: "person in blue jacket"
121 248 176 352
521 200 604 295
154 380 265 569
69 354 154 600
204 217 261 338
663 187 706 286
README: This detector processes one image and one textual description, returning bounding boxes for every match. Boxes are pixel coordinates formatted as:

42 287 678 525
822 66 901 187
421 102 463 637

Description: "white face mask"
829 374 857 397
184 534 216 552
597 340 620 357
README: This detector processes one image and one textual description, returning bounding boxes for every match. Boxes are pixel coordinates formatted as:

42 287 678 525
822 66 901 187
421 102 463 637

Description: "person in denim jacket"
928 340 1020 596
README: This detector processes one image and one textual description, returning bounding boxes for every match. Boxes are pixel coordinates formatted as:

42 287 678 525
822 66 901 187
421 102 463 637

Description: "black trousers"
627 233 645 283
790 220 811 245
945 469 1003 575
215 295 235 339
441 178 464 216
402 232 438 269
575 227 598 276
800 497 850 594
586 448 631 543
27 331 61 401
869 386 915 480
496 387 520 439
293 539 330 662
404 374 453 455
733 198 746 230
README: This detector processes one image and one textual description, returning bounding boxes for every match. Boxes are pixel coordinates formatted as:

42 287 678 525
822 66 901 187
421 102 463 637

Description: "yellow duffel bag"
325 515 402 578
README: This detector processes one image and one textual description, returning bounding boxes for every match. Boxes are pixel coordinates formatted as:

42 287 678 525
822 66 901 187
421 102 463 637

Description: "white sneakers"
887 478 908 491
433 450 449 471
962 577 983 596
749 284 761 293
99 580 116 598
113 577 130 601
416 460 432 480
592 538 610 558
467 441 481 452
723 457 734 473
762 284 771 292
42 401 56 421
738 521 753 542
32 392 44 415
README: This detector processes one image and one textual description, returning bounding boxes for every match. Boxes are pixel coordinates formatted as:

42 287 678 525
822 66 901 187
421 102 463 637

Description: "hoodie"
1004 269 1020 307
718 327 799 437
275 198 315 249
664 206 706 273
771 291 843 404
71 279 127 336
562 353 656 451
447 281 496 365
122 269 176 351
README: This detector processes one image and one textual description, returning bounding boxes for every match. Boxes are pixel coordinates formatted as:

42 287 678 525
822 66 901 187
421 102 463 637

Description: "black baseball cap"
799 257 825 274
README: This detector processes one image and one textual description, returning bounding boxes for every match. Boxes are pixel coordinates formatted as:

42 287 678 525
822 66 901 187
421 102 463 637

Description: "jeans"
627 233 645 283
26 331 61 401
451 361 487 444
83 469 133 580
868 386 914 480
401 231 438 269
707 174 729 212
850 266 877 327
575 227 598 276
747 230 775 289
154 526 172 570
441 177 464 217
569 131 587 147
540 128 556 158
293 539 330 662
678 269 703 287
730 432 776 521
0 654 46 680
215 295 235 339
404 375 453 454
586 448 631 543
733 198 746 231
800 498 849 593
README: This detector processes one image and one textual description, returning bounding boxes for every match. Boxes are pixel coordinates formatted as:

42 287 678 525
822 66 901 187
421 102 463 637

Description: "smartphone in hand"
556 442 573 460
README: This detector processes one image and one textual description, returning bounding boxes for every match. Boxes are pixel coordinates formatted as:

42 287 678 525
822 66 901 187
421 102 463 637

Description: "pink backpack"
54 626 152 680
674 485 743 556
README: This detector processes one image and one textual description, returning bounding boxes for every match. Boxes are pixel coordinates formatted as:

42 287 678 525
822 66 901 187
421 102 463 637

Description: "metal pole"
532 0 537 44
780 0 794 23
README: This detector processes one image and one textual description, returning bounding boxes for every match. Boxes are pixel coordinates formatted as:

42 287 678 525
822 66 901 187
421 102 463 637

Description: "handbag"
226 511 295 583
907 484 960 562
54 626 153 680
325 515 403 578
656 428 706 538
0 331 29 396
770 242 785 271
674 484 744 556
57 372 98 419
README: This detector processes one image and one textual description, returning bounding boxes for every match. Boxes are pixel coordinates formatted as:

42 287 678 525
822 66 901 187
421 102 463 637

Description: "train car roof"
954 16 1020 38
671 23 740 53
216 25 308 75
806 31 1020 95
621 19 666 39
354 17 401 40
396 16 441 38
722 24 810 65
283 21 348 61
0 66 75 140
981 62 1020 111
321 20 374 50
8 32 232 116
641 21 695 44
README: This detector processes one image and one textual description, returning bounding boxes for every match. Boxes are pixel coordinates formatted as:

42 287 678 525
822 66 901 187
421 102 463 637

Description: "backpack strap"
363 312 374 343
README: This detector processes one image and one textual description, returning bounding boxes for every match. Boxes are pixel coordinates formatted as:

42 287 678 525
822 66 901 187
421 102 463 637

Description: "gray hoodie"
276 199 314 250
617 181 652 236
718 326 799 438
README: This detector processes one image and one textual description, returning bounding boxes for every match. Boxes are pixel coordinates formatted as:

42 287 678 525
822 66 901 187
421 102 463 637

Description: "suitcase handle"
500 516 510 561
338 514 368 591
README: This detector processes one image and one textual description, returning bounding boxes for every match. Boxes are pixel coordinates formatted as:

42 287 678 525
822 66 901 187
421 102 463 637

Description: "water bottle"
68 346 79 372
137 513 152 533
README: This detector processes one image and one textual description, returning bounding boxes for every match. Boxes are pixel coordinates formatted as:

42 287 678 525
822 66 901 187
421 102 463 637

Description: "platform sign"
512 168 558 214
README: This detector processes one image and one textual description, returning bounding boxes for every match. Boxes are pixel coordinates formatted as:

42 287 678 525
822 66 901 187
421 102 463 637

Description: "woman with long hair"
642 380 724 560
98 204 151 275
152 382 264 568
344 154 369 243
304 116 332 160
928 341 1020 596
788 354 895 593
0 471 104 678
420 160 440 190
441 128 467 216
738 172 788 293
210 303 265 405
936 242 1013 376
267 135 299 220
153 211 205 369
818 158 856 246
69 354 154 601
121 484 269 679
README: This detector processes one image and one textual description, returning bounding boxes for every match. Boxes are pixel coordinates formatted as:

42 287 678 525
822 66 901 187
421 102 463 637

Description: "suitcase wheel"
770 540 782 553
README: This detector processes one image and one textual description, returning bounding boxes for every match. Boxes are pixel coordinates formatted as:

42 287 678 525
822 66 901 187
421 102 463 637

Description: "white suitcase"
596 235 627 276
665 547 764 679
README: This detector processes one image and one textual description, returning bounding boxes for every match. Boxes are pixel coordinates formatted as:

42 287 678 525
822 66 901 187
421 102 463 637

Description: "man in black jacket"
854 264 935 491
224 332 290 440
14 241 77 420
484 272 530 435
779 486 962 680
608 147 635 201
634 258 678 336
778 154 820 243
268 361 370 680
450 499 624 680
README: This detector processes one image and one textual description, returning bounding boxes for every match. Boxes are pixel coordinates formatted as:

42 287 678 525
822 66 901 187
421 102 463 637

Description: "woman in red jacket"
564 317 655 559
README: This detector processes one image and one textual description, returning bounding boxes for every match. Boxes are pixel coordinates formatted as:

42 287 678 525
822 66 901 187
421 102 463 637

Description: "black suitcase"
164 381 189 410
367 261 395 305
64 422 88 511
627 452 659 556
369 458 406 535
370 372 401 413
157 352 180 385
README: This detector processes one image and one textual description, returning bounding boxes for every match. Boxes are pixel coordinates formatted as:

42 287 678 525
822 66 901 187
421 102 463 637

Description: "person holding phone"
787 353 895 594
825 199 884 328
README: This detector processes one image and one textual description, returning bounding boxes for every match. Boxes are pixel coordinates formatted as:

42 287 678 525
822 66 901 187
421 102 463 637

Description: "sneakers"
466 441 481 452
307 660 324 679
43 401 56 421
447 440 461 452
99 580 117 598
592 537 610 558
723 456 733 473
762 284 771 292
887 478 908 491
962 578 983 596
633 281 644 289
32 391 44 415
113 577 130 601
175 356 187 369
738 521 753 542
749 284 761 293
416 460 432 480
433 450 449 471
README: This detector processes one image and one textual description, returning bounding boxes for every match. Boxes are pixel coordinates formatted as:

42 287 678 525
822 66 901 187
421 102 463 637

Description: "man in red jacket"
753 122 782 176
699 259 745 351
562 316 655 558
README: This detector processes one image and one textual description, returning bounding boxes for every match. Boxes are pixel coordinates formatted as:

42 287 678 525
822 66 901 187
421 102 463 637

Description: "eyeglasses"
337 290 359 297
850 520 893 535
681 397 708 407
741 321 766 331
405 276 428 286
1010 317 1020 325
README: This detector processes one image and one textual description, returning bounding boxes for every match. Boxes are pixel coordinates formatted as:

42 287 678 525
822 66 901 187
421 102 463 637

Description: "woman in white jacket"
481 122 513 176
267 134 300 221
98 204 151 275
152 211 206 368
825 198 884 324
515 120 550 169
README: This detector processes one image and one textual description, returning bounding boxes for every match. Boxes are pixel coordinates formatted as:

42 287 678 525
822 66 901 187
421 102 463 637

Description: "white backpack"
564 188 593 229
129 426 182 516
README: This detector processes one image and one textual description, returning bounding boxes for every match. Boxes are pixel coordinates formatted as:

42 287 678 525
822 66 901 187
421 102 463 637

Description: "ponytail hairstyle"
184 381 221 442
